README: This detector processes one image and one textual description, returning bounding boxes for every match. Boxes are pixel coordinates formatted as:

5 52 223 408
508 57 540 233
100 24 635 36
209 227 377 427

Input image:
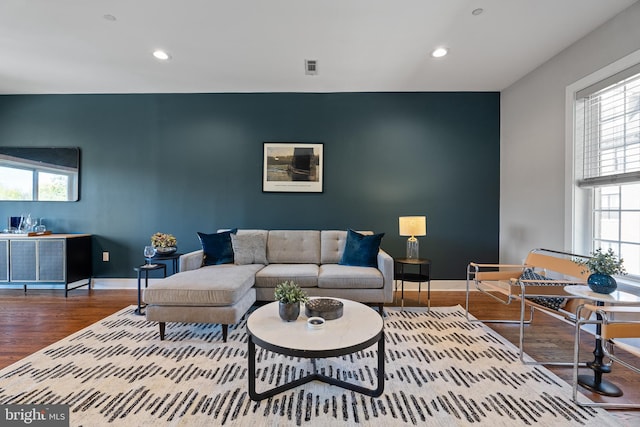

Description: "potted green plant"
274 281 309 321
576 248 626 294
151 232 177 255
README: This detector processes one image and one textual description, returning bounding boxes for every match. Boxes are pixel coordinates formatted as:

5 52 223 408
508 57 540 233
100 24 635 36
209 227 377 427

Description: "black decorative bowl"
155 247 177 257
305 298 344 320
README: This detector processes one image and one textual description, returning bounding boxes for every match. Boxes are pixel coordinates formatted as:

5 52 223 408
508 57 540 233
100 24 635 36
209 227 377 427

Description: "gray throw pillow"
231 232 268 265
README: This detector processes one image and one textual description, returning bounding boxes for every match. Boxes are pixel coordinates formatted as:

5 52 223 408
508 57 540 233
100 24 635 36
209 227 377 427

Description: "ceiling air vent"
305 59 318 76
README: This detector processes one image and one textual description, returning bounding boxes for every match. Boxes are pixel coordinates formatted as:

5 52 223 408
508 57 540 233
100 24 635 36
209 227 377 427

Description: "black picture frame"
263 142 324 192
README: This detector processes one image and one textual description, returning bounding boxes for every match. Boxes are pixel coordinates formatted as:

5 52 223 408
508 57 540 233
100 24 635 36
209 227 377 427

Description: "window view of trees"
38 172 69 201
0 147 78 201
0 166 33 200
0 166 73 201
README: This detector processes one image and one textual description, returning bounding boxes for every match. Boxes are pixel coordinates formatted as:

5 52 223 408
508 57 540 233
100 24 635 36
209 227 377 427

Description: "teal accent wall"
0 92 499 279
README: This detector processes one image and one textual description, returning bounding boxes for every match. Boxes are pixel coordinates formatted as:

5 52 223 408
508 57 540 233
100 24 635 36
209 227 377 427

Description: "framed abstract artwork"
263 142 323 192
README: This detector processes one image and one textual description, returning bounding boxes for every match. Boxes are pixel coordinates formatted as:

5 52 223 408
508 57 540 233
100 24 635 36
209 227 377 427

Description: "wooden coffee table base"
248 332 385 401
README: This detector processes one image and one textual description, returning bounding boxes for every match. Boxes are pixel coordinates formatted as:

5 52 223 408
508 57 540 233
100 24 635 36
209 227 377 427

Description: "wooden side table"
394 258 432 310
133 263 166 315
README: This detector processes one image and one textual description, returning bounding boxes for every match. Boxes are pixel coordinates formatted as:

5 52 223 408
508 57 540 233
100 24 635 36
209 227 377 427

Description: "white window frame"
565 48 640 288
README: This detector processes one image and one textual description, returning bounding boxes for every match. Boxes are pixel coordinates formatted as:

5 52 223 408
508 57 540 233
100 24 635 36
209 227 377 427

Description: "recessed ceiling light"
472 8 484 16
103 14 117 21
153 50 171 61
431 47 448 58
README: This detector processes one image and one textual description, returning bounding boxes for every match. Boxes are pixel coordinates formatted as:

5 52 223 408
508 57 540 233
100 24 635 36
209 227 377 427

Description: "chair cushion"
197 229 237 266
520 268 568 311
339 229 384 267
231 230 268 265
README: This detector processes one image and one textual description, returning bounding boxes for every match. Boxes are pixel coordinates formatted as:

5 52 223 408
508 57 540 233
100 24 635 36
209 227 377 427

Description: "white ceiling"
0 0 637 95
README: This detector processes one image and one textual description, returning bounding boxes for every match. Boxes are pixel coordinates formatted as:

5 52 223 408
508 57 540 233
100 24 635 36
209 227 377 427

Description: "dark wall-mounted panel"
0 147 79 201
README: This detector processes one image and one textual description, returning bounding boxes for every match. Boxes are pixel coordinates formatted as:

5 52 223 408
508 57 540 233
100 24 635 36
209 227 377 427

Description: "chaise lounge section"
144 229 394 341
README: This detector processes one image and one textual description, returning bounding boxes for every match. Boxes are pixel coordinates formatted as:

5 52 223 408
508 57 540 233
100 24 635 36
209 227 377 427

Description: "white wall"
500 1 640 264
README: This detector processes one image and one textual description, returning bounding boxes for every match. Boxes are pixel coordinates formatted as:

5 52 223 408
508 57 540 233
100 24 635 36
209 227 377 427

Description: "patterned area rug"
0 305 620 426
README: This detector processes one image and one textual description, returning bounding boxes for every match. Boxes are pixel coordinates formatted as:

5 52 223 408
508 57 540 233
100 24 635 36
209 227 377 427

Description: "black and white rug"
0 306 620 426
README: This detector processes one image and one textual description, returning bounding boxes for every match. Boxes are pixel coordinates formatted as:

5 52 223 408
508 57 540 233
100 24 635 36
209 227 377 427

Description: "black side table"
133 263 167 315
151 252 182 275
394 258 432 310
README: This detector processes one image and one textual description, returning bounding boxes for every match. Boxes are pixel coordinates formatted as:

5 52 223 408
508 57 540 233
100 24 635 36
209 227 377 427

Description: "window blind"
575 67 640 188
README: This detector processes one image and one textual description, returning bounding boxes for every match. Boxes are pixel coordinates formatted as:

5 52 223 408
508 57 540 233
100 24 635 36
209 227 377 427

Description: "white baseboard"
91 278 164 289
2 279 469 291
394 280 467 291
92 279 469 291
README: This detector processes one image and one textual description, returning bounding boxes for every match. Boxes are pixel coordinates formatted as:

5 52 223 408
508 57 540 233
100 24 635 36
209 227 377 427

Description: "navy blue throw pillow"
339 229 385 267
197 229 237 266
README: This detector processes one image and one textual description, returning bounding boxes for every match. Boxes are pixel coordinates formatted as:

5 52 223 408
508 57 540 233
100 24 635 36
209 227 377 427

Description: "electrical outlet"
102 251 109 262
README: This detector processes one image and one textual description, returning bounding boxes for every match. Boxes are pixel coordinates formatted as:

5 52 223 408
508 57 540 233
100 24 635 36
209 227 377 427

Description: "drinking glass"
143 246 156 265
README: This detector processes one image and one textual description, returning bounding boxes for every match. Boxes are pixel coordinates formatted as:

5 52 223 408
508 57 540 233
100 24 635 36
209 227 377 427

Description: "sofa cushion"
197 229 237 266
231 230 268 265
143 264 263 306
267 230 320 264
146 289 256 325
255 264 319 288
339 229 384 267
318 264 384 289
321 230 373 264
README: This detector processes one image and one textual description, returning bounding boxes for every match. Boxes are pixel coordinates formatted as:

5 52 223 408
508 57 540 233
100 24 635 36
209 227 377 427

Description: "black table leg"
577 301 623 396
133 264 164 316
400 263 405 309
248 333 385 401
134 269 145 315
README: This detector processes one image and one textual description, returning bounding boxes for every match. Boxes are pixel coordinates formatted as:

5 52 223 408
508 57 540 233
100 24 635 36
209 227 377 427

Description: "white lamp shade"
399 216 426 237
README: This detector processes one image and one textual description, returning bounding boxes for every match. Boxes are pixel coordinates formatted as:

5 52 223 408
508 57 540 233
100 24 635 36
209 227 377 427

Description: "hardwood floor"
0 288 133 368
1 288 638 424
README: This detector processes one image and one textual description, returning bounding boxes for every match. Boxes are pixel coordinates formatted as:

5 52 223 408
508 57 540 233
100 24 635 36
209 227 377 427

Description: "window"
574 65 640 281
593 184 640 277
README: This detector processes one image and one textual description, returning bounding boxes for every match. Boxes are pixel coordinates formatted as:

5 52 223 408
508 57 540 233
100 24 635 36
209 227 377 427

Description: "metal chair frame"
465 248 590 364
573 304 640 409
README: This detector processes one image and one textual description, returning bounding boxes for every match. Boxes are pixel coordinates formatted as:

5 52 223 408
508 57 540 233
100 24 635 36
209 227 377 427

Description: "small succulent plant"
151 232 177 248
274 281 309 304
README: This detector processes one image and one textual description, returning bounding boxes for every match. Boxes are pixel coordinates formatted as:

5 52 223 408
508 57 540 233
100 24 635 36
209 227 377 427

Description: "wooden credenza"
0 233 92 297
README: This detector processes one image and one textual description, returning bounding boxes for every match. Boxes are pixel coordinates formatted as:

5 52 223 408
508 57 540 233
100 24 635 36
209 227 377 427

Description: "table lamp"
399 216 426 259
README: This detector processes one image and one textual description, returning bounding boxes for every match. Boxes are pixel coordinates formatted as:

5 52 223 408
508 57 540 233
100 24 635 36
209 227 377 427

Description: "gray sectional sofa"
143 229 394 341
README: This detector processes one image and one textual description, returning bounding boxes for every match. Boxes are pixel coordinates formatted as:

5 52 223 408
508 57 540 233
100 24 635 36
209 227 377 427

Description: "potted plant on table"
274 281 309 322
576 248 626 294
151 232 177 255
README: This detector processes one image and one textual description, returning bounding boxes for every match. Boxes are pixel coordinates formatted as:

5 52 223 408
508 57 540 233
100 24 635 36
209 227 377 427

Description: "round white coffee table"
246 298 384 401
